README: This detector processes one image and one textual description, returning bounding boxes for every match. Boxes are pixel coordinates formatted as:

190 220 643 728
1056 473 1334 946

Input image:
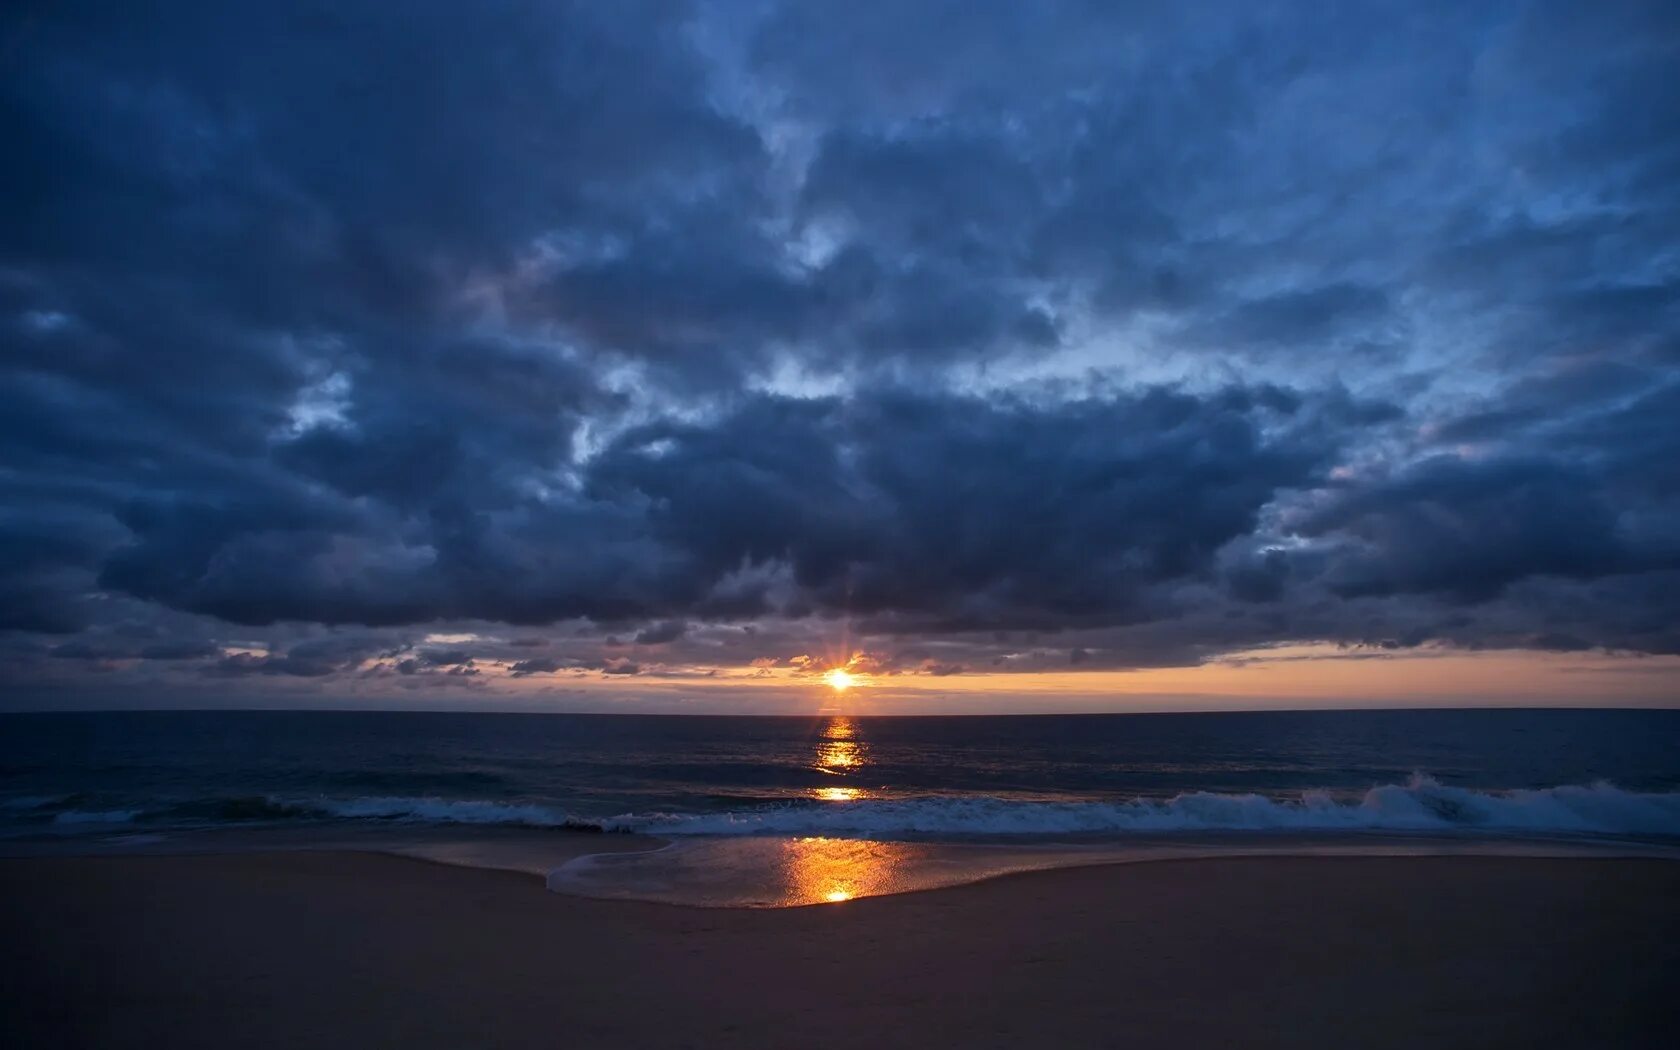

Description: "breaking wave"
2 794 74 811
606 777 1680 838
51 808 143 825
6 794 597 832
10 778 1680 839
303 796 600 829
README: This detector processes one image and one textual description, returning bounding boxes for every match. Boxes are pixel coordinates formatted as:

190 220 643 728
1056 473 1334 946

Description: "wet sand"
3 851 1677 1049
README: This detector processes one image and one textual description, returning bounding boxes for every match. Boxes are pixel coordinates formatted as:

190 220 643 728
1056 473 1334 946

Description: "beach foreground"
3 852 1677 1049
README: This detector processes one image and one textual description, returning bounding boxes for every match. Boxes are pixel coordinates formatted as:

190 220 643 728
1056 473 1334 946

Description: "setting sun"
823 668 856 692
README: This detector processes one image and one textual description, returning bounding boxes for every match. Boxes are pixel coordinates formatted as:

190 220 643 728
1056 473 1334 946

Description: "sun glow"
823 668 856 691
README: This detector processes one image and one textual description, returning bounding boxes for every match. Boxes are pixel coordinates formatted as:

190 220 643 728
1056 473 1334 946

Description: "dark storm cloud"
51 382 1371 634
507 657 564 678
0 511 112 633
634 621 689 646
587 384 1365 628
1296 456 1638 601
1185 284 1400 358
2 1 1679 699
49 638 218 662
414 649 474 669
207 635 392 679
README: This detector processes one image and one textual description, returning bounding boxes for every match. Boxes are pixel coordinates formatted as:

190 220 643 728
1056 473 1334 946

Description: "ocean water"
5 709 1678 905
5 707 1679 837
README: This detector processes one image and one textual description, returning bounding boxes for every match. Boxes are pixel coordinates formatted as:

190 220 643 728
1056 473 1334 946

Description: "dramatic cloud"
2 1 1677 704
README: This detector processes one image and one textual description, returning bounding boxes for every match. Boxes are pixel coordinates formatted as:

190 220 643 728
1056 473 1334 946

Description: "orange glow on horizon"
475 644 1680 713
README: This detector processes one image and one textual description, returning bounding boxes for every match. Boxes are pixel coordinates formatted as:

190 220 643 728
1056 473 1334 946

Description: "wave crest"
51 809 142 825
607 777 1680 838
13 778 1680 839
9 795 603 832
306 795 600 829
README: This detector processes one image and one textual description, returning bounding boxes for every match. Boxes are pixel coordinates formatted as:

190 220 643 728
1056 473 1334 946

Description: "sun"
823 668 856 692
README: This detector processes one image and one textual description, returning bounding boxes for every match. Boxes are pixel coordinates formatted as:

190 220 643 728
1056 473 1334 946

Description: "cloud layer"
3 1 1678 702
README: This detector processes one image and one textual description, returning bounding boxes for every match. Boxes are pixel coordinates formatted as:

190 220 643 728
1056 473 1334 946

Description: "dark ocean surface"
4 708 1679 841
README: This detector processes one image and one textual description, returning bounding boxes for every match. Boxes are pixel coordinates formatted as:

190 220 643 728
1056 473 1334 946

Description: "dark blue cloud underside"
2 0 1678 691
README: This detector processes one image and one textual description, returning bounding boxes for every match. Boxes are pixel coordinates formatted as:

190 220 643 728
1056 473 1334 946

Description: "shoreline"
543 828 1680 908
9 823 1679 908
4 849 1677 1048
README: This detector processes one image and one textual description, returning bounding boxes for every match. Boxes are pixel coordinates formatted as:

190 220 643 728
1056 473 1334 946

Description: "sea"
5 708 1679 905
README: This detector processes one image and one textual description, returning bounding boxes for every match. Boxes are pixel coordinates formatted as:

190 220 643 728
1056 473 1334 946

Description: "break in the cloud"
2 1 1677 708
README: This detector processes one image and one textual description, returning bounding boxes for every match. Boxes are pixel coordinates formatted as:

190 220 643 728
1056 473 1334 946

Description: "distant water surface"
4 708 1677 840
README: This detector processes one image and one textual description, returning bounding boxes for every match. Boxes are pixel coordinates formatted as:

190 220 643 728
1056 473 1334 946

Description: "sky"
2 1 1678 713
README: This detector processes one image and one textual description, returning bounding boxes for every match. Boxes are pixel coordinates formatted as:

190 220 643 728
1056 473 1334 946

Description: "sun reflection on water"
813 786 865 802
810 716 871 800
815 739 862 771
815 715 862 766
783 718 892 900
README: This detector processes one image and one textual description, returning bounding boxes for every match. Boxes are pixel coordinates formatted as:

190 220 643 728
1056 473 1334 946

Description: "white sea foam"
1 794 72 810
106 833 168 846
605 777 1680 838
20 778 1680 840
51 809 141 825
306 796 583 827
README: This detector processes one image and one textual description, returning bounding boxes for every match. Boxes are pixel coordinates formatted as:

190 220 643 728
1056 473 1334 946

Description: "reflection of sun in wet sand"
547 836 936 908
780 836 913 906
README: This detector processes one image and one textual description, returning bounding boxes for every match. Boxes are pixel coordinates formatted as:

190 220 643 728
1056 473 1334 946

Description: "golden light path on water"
813 786 864 802
550 716 923 907
811 714 867 780
798 715 878 901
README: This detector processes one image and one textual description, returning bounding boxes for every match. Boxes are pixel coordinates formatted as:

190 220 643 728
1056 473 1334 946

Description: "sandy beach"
3 851 1676 1049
